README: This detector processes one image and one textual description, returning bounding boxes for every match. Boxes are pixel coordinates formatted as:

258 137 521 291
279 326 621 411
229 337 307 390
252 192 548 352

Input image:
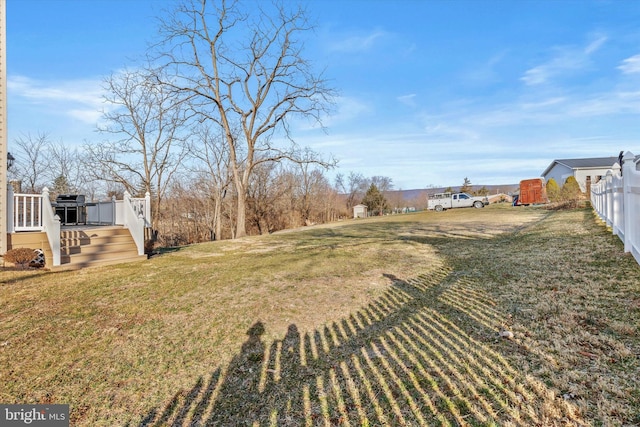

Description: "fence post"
612 162 622 237
145 192 151 228
111 196 116 225
622 151 635 253
605 169 613 228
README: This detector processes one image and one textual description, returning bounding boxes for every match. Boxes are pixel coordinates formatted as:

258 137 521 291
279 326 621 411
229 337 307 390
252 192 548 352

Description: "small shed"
353 204 368 219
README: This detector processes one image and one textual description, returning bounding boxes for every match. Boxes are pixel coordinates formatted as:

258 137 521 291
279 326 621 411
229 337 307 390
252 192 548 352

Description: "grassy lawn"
1 205 639 426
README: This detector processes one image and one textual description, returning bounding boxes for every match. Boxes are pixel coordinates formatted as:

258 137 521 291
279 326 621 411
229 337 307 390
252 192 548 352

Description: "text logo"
0 405 69 426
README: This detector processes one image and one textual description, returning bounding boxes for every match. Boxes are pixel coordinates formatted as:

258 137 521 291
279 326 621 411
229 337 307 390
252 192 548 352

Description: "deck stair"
59 226 146 269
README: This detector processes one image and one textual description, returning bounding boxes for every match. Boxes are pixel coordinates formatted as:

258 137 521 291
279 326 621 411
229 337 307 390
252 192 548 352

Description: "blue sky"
7 0 640 190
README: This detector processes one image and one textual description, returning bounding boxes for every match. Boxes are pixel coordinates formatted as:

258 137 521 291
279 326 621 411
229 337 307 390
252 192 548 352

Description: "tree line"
8 130 415 246
7 0 411 246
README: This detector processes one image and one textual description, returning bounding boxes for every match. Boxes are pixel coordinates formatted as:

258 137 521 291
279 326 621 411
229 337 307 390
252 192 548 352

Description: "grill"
53 194 87 225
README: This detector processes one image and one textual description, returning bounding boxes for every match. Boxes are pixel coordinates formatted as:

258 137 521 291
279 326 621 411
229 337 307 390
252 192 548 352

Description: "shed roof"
542 156 618 177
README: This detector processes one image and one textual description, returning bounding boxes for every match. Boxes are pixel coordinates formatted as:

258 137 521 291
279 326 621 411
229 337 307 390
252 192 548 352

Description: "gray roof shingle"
542 156 619 176
555 157 618 169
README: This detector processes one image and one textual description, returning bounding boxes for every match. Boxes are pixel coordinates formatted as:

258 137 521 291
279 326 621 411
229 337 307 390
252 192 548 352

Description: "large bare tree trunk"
154 0 334 238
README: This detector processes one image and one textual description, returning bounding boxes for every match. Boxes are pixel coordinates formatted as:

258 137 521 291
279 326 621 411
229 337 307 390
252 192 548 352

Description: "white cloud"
8 75 104 124
521 49 586 86
397 93 417 107
68 109 103 124
323 96 373 126
584 33 607 55
521 34 606 86
328 29 388 53
461 51 508 85
520 66 548 86
460 88 640 129
423 121 478 140
618 54 640 74
521 97 566 110
565 90 640 116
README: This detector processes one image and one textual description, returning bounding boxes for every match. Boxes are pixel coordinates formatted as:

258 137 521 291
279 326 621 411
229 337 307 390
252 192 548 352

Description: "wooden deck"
7 225 146 270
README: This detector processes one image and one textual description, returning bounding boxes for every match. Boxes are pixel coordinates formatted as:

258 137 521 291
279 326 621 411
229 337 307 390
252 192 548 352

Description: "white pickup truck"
427 192 489 212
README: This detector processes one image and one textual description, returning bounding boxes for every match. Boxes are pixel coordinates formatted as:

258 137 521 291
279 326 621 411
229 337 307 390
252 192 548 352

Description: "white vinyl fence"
591 151 640 265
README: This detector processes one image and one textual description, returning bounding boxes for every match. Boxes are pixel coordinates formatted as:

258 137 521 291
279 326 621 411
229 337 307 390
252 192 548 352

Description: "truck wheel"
435 205 444 212
473 201 484 208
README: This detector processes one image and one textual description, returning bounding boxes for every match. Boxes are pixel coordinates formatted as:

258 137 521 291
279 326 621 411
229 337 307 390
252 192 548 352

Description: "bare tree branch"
86 67 190 227
152 0 335 237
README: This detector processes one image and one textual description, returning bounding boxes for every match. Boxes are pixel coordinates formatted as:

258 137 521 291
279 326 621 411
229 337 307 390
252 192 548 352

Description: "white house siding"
543 163 573 189
543 159 617 193
573 168 610 192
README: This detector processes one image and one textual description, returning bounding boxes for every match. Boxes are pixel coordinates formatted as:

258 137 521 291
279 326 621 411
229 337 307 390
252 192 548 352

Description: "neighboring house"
353 204 367 219
541 156 619 193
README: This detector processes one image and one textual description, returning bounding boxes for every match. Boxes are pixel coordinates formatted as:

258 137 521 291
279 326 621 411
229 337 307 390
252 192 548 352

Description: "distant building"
353 204 367 219
541 156 618 193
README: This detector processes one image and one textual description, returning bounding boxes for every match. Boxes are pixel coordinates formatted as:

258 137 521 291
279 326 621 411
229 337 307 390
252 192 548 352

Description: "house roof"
542 156 619 177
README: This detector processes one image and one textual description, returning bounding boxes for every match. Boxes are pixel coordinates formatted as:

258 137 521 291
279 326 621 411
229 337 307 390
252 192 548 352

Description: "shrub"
560 176 583 208
546 178 561 202
3 248 37 269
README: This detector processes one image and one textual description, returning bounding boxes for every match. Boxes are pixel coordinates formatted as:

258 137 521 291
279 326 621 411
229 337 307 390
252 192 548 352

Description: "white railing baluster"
12 193 44 231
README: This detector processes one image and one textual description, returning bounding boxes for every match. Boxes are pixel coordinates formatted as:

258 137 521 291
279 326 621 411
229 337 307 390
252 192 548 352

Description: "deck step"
59 226 146 269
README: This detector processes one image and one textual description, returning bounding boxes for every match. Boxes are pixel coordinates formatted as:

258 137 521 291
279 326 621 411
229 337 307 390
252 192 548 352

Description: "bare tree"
48 140 86 196
11 132 51 193
344 172 367 210
371 176 393 193
246 161 294 235
385 190 402 214
188 124 234 240
85 68 190 228
293 148 332 225
154 0 334 237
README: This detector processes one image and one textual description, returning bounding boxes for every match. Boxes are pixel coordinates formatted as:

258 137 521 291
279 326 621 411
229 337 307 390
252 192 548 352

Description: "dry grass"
0 205 638 426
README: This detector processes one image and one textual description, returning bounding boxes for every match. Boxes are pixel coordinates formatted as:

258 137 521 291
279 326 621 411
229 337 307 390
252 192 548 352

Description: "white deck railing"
86 198 117 225
591 151 640 265
6 189 151 265
120 192 147 255
41 188 61 266
8 188 44 232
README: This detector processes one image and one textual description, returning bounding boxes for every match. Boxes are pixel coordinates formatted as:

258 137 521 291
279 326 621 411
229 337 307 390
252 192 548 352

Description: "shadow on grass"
153 247 185 256
134 268 584 426
0 268 62 285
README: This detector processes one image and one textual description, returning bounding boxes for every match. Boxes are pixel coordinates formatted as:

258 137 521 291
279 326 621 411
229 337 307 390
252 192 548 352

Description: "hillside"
389 184 519 202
